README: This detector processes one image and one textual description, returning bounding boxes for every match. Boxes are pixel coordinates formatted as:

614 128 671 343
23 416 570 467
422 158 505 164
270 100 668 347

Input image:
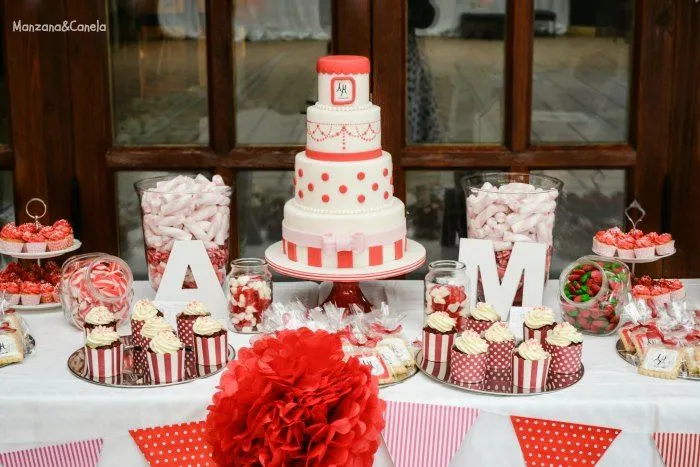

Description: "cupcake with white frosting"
176 301 211 348
522 306 556 344
193 316 228 367
450 330 489 384
130 299 163 349
84 326 123 378
422 311 457 362
483 322 516 369
146 330 185 384
513 339 551 390
140 316 173 349
466 302 500 335
544 322 583 374
83 306 118 336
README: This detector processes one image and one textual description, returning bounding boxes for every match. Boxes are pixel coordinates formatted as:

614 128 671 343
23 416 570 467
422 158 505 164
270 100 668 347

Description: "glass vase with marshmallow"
462 173 563 307
135 174 232 292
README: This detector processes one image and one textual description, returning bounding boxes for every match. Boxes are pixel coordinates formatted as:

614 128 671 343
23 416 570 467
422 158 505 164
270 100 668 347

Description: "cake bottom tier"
282 199 407 268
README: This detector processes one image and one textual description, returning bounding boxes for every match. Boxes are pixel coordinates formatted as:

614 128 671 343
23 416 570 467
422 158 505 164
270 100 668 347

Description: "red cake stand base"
265 239 426 313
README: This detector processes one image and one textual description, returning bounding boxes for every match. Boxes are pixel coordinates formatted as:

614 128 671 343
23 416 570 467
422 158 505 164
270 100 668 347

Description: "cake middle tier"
306 104 381 158
294 150 393 213
282 198 407 268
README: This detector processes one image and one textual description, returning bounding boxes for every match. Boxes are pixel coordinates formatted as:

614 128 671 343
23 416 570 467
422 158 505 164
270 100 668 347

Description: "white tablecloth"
2 280 699 466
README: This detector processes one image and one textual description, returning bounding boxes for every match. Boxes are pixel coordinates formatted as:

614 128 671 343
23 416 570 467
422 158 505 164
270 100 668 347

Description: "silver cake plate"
67 335 234 388
615 339 699 381
12 302 62 312
0 239 82 259
415 350 584 396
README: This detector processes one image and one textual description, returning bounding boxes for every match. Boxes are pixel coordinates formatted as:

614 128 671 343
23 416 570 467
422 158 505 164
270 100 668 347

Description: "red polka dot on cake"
383 168 389 177
357 172 365 180
384 191 389 199
358 195 366 203
339 185 348 194
321 173 329 181
372 183 379 191
298 169 303 177
293 177 296 186
322 194 330 203
308 183 314 192
298 190 304 198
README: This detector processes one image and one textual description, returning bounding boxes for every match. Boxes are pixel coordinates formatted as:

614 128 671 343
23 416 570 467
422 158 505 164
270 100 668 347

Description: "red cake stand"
265 239 426 313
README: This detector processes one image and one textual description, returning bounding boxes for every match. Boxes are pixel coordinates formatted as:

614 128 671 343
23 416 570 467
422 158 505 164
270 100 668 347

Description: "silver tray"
415 350 584 396
67 335 234 388
615 339 699 381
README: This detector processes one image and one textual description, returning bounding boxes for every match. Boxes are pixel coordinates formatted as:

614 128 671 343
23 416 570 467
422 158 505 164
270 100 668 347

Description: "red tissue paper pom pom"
205 328 386 467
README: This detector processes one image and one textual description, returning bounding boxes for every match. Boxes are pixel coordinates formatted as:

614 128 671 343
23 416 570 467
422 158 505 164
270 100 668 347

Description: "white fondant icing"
284 198 405 235
294 151 393 212
306 105 381 155
318 73 369 108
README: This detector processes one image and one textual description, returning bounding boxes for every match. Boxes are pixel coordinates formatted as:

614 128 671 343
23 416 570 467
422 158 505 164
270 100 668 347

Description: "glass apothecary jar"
559 256 630 335
60 253 134 330
226 258 273 333
424 260 470 332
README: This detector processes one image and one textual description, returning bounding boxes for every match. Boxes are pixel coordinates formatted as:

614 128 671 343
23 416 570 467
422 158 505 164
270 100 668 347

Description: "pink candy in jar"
135 174 232 291
424 260 470 331
226 258 273 333
60 253 133 330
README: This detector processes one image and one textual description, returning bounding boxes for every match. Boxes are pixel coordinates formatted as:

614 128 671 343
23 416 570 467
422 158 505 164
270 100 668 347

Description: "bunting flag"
0 438 103 467
382 401 479 467
652 433 700 467
510 416 621 466
129 420 214 466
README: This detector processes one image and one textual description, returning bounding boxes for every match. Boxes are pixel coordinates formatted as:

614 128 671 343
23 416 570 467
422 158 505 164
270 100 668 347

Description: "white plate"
265 239 426 282
12 302 62 311
0 239 81 259
592 250 675 264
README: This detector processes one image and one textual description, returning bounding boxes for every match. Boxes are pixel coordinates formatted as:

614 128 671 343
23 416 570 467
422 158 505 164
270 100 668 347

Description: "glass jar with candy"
59 253 134 330
226 258 273 333
424 260 470 331
559 256 630 335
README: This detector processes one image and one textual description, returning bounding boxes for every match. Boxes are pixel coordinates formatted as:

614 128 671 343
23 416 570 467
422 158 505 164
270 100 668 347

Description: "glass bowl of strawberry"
559 256 630 336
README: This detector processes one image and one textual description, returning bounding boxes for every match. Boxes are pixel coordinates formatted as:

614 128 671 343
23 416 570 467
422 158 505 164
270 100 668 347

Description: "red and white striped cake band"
450 349 487 384
130 319 146 349
513 354 550 390
545 343 583 374
423 330 455 362
486 340 515 369
522 324 552 345
85 344 123 378
176 315 196 348
282 237 407 268
195 333 228 367
147 350 185 384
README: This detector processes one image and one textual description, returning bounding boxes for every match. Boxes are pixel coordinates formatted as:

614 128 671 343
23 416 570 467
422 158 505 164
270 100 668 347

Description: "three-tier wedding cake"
281 56 408 269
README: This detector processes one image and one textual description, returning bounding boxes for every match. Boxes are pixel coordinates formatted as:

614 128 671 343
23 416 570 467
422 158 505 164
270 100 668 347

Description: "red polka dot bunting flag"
652 432 700 467
510 416 621 466
129 420 214 466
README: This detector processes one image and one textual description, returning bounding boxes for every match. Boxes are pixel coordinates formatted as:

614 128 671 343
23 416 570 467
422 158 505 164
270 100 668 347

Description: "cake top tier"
317 55 370 75
316 55 371 109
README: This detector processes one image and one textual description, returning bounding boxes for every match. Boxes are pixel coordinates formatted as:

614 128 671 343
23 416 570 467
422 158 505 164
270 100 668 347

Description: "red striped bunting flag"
382 401 479 467
0 438 103 467
653 433 700 467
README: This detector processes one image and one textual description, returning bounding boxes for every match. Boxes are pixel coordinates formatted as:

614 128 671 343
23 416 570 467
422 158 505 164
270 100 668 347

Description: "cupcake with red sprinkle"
20 281 41 305
663 279 685 300
592 230 617 257
39 283 55 303
634 235 656 259
655 233 675 256
46 219 74 251
23 231 47 253
0 282 20 305
615 235 636 260
0 224 24 253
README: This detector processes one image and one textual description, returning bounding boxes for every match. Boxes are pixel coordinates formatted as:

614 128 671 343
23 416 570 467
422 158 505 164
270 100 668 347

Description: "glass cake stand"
264 239 426 313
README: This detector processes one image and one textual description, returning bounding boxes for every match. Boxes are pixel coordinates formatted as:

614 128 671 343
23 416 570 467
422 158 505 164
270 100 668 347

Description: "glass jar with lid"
226 258 273 333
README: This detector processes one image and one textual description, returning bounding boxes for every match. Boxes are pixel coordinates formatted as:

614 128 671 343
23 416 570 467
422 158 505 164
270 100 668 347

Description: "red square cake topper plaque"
331 76 356 105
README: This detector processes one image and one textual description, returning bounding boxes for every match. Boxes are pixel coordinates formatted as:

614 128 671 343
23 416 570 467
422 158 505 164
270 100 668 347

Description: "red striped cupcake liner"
522 324 554 345
544 342 582 374
486 340 515 369
147 349 185 384
85 342 123 378
422 329 455 362
194 333 228 367
466 317 494 335
176 315 196 348
512 353 550 390
450 349 487 384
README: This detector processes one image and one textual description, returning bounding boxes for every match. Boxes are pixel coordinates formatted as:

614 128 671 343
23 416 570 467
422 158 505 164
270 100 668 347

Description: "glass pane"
532 170 625 276
0 171 14 267
0 5 8 144
236 171 293 280
235 2 331 144
110 1 208 145
116 170 211 280
531 5 632 143
406 2 505 144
